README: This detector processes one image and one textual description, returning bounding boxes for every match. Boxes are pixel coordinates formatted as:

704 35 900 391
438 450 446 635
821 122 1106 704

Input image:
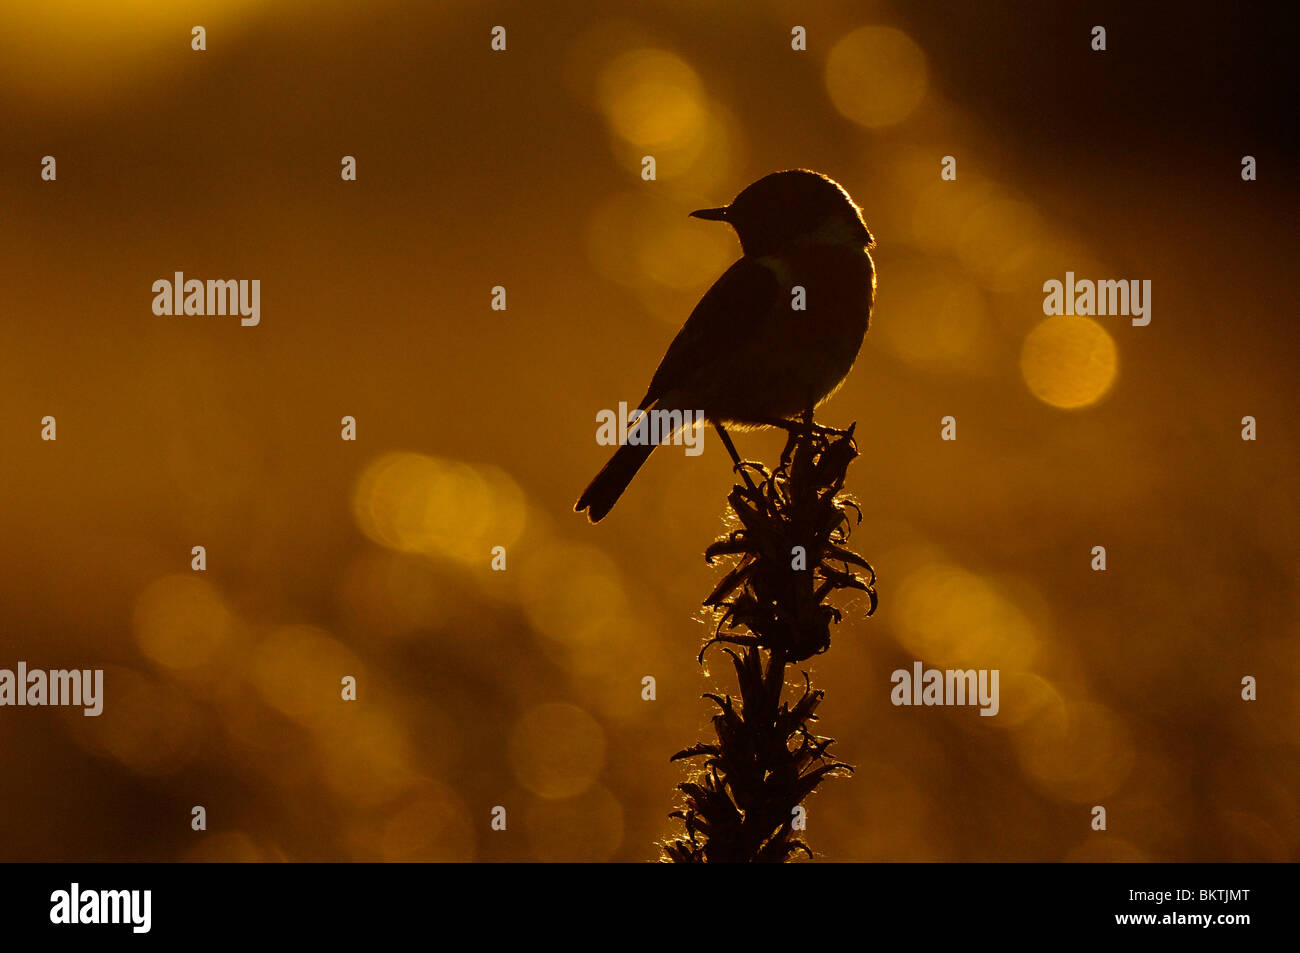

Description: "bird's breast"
741 244 875 412
756 243 875 325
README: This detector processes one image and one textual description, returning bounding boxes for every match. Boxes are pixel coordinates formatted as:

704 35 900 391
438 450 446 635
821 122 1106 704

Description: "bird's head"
690 169 874 258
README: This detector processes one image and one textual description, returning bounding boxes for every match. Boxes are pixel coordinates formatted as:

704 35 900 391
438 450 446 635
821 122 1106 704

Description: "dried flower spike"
662 422 876 862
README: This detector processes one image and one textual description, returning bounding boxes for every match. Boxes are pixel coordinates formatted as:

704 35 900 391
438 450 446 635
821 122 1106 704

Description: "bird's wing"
639 256 780 408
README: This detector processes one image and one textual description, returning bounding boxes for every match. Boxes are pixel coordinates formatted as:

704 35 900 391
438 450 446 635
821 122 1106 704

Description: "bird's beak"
690 206 729 222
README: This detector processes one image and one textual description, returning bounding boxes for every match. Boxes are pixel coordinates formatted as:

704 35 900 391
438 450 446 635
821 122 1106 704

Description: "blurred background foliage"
0 0 1295 861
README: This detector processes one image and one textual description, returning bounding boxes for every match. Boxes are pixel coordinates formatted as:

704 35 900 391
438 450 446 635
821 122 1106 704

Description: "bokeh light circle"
1021 315 1118 409
826 27 929 128
597 48 706 148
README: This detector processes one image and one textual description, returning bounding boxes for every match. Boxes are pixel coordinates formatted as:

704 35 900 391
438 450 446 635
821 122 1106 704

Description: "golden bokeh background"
0 1 1295 861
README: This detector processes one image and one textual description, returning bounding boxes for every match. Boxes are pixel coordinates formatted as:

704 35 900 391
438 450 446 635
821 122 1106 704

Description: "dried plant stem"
662 421 876 862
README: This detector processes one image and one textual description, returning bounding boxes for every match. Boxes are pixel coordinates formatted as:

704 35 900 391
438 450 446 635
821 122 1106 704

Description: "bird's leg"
776 410 815 468
713 423 759 493
714 422 743 466
779 423 801 468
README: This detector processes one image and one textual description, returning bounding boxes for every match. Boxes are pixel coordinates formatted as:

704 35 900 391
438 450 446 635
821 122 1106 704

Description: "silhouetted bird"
576 169 876 522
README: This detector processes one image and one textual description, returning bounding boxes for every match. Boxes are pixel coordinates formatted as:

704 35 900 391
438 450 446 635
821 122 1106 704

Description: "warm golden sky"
0 1 1295 861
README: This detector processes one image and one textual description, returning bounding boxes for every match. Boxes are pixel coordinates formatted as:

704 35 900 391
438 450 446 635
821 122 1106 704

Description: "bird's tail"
575 441 657 523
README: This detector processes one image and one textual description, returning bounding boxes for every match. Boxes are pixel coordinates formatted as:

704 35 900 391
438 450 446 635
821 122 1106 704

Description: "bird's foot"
774 415 855 465
807 421 855 439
